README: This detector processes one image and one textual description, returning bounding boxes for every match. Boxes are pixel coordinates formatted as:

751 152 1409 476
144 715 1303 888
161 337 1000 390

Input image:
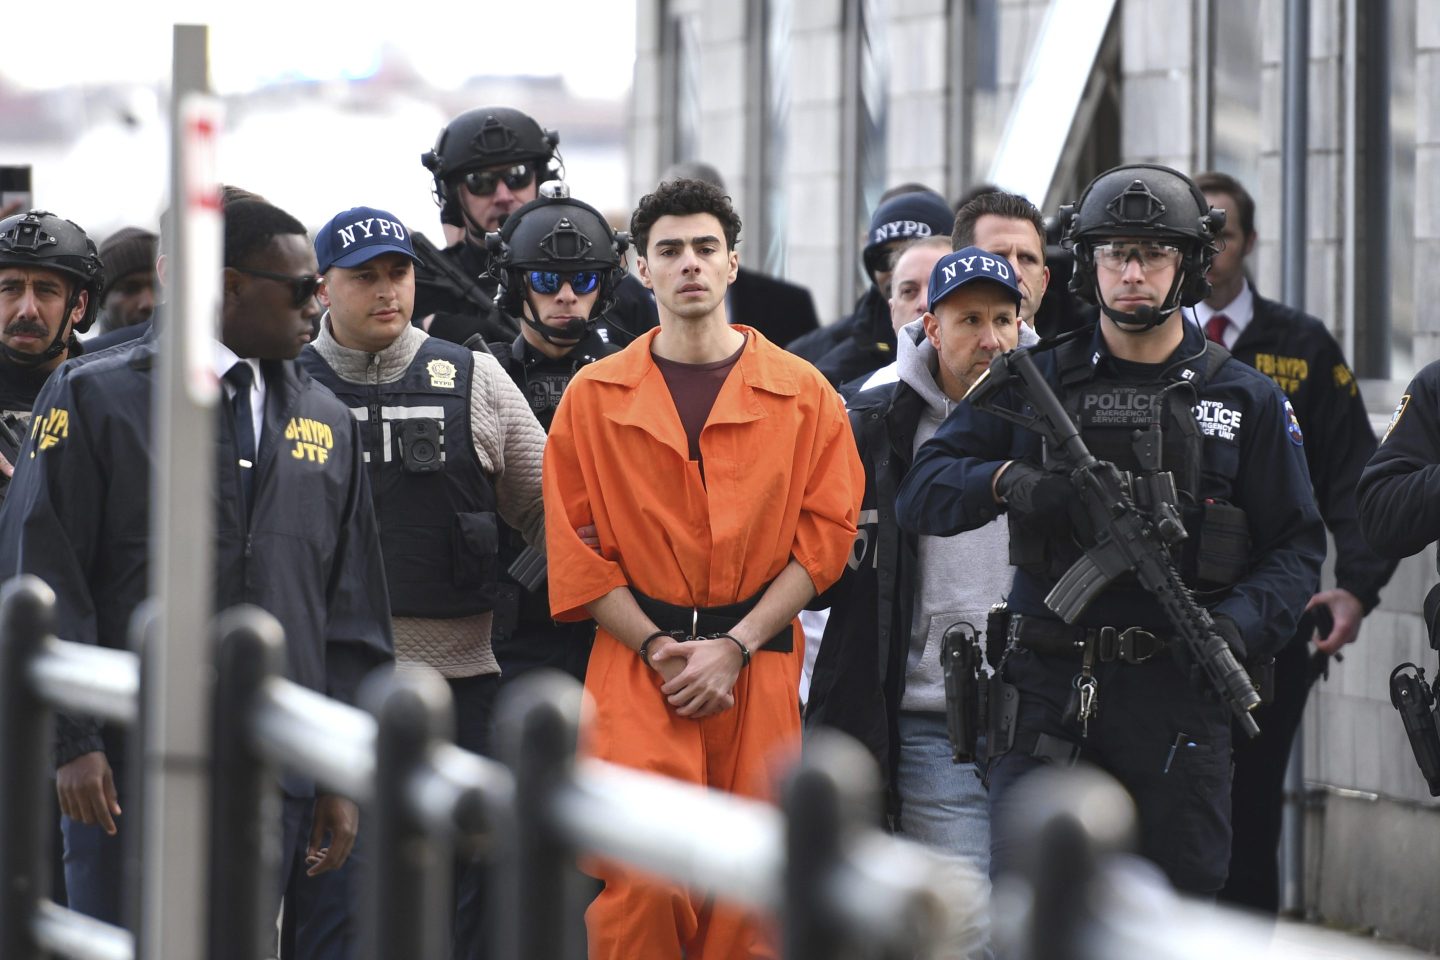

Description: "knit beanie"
98 227 158 295
862 190 954 278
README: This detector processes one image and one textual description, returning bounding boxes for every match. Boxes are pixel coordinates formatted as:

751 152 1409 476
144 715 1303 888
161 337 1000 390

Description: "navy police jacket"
894 320 1326 659
0 334 394 778
1230 294 1395 610
1357 359 1440 558
804 379 923 812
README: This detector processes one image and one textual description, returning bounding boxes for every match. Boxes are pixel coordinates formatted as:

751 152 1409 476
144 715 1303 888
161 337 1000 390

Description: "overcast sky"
5 3 636 98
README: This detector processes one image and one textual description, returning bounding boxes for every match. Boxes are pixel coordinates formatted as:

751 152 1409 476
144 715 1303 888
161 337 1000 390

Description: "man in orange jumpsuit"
544 177 864 960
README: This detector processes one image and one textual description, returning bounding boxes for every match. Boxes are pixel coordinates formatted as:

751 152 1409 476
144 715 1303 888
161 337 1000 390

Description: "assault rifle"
967 341 1262 737
411 232 520 342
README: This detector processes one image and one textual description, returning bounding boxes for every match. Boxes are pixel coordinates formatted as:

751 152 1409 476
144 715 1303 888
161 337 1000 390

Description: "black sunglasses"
234 267 322 308
463 163 536 198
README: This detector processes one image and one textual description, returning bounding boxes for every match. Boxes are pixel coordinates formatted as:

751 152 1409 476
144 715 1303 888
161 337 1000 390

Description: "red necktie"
1204 313 1230 345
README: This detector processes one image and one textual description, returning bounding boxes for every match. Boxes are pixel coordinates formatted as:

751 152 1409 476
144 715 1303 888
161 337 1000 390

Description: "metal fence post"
0 576 57 960
993 766 1137 960
365 669 455 960
782 731 880 960
492 671 583 960
208 606 286 960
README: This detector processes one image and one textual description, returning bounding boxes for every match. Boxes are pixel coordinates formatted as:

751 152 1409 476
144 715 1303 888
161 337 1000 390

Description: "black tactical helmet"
421 106 561 221
0 210 105 338
1059 164 1225 325
486 183 629 343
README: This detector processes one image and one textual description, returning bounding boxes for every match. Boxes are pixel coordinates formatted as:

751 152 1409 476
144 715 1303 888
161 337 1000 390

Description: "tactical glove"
996 462 1075 529
1212 614 1247 662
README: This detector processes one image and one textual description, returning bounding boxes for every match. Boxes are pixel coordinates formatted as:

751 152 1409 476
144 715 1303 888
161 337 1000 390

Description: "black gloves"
996 462 1075 529
1212 614 1247 662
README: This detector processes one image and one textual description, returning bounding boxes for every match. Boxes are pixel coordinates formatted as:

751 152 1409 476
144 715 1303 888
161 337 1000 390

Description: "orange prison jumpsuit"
544 326 863 960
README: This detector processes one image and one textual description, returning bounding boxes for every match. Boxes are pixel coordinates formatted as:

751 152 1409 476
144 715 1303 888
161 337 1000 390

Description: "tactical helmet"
0 210 105 340
1059 164 1225 326
421 106 561 221
486 183 629 343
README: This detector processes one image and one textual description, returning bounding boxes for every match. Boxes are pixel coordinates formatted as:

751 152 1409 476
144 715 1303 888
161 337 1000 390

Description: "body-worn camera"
1389 662 1440 796
396 418 443 474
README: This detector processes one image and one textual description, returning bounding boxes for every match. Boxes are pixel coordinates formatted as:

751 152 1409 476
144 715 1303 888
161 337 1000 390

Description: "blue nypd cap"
927 245 1023 312
314 206 424 273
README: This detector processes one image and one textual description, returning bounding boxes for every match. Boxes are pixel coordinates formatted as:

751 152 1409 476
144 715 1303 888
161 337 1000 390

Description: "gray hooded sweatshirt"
899 318 1039 712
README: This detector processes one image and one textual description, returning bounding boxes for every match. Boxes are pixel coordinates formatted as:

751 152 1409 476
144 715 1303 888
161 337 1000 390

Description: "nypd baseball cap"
928 245 1023 312
314 206 424 273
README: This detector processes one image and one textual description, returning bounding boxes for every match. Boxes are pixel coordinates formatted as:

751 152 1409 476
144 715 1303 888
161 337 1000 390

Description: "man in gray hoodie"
806 247 1035 882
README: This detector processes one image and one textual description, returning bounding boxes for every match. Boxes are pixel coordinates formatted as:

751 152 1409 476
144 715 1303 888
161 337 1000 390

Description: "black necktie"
225 362 256 509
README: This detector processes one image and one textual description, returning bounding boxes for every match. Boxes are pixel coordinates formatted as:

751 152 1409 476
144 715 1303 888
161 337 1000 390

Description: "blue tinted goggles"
526 270 600 295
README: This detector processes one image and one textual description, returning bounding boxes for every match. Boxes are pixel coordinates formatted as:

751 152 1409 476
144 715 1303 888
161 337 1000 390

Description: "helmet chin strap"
3 287 78 367
1096 268 1187 332
521 292 590 347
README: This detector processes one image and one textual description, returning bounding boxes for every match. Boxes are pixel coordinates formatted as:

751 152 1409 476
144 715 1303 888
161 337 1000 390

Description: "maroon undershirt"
652 336 747 465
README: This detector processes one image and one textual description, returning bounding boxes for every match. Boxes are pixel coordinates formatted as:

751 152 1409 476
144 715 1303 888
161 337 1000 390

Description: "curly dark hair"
630 178 742 257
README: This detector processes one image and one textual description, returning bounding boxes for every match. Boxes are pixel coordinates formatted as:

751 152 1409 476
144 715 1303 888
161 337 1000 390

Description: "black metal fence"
0 574 1419 960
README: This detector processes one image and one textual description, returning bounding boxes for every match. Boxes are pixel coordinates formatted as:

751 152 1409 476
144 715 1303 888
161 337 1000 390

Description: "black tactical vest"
1011 339 1248 592
301 338 499 617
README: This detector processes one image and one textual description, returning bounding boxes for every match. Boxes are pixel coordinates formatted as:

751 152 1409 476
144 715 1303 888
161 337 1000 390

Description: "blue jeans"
895 711 991 873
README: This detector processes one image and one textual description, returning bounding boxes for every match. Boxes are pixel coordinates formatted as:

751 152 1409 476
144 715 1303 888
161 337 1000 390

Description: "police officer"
793 187 955 388
479 184 627 684
895 164 1326 896
0 210 103 485
1357 372 1440 559
299 204 546 960
0 199 394 943
415 105 652 348
1185 171 1397 912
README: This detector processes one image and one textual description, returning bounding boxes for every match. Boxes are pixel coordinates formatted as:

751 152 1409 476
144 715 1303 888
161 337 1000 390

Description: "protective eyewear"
234 267 322 307
526 270 600 295
1092 241 1182 273
463 163 536 197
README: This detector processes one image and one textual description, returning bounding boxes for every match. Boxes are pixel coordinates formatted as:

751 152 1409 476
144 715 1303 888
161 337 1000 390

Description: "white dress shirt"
1184 279 1254 350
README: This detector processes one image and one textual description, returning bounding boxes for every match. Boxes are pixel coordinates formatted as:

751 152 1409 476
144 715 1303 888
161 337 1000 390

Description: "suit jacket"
730 268 820 347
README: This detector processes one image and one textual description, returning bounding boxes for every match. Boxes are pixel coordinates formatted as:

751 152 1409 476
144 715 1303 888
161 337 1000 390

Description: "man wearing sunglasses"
415 105 657 351
896 164 1325 898
299 204 546 960
0 199 394 954
477 188 626 694
413 106 558 347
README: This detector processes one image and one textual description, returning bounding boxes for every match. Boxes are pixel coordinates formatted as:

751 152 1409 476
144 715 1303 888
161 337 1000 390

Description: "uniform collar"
589 325 799 397
596 325 798 462
1076 319 1211 383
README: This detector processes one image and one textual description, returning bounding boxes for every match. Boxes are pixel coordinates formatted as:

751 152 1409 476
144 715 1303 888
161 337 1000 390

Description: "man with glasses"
0 199 394 949
896 164 1325 896
298 204 545 960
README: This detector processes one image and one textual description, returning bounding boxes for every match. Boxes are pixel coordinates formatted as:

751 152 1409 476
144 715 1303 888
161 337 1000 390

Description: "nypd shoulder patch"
1284 399 1304 447
1382 394 1410 444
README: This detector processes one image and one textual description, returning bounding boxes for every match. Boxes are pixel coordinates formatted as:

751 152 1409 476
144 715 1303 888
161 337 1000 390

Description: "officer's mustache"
4 320 49 339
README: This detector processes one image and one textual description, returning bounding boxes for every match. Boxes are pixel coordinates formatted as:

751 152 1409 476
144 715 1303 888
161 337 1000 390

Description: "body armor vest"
1010 339 1249 593
301 338 498 617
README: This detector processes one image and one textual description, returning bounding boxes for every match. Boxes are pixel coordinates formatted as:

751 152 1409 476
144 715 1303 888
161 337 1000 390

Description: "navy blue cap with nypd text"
315 206 424 273
928 245 1023 312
